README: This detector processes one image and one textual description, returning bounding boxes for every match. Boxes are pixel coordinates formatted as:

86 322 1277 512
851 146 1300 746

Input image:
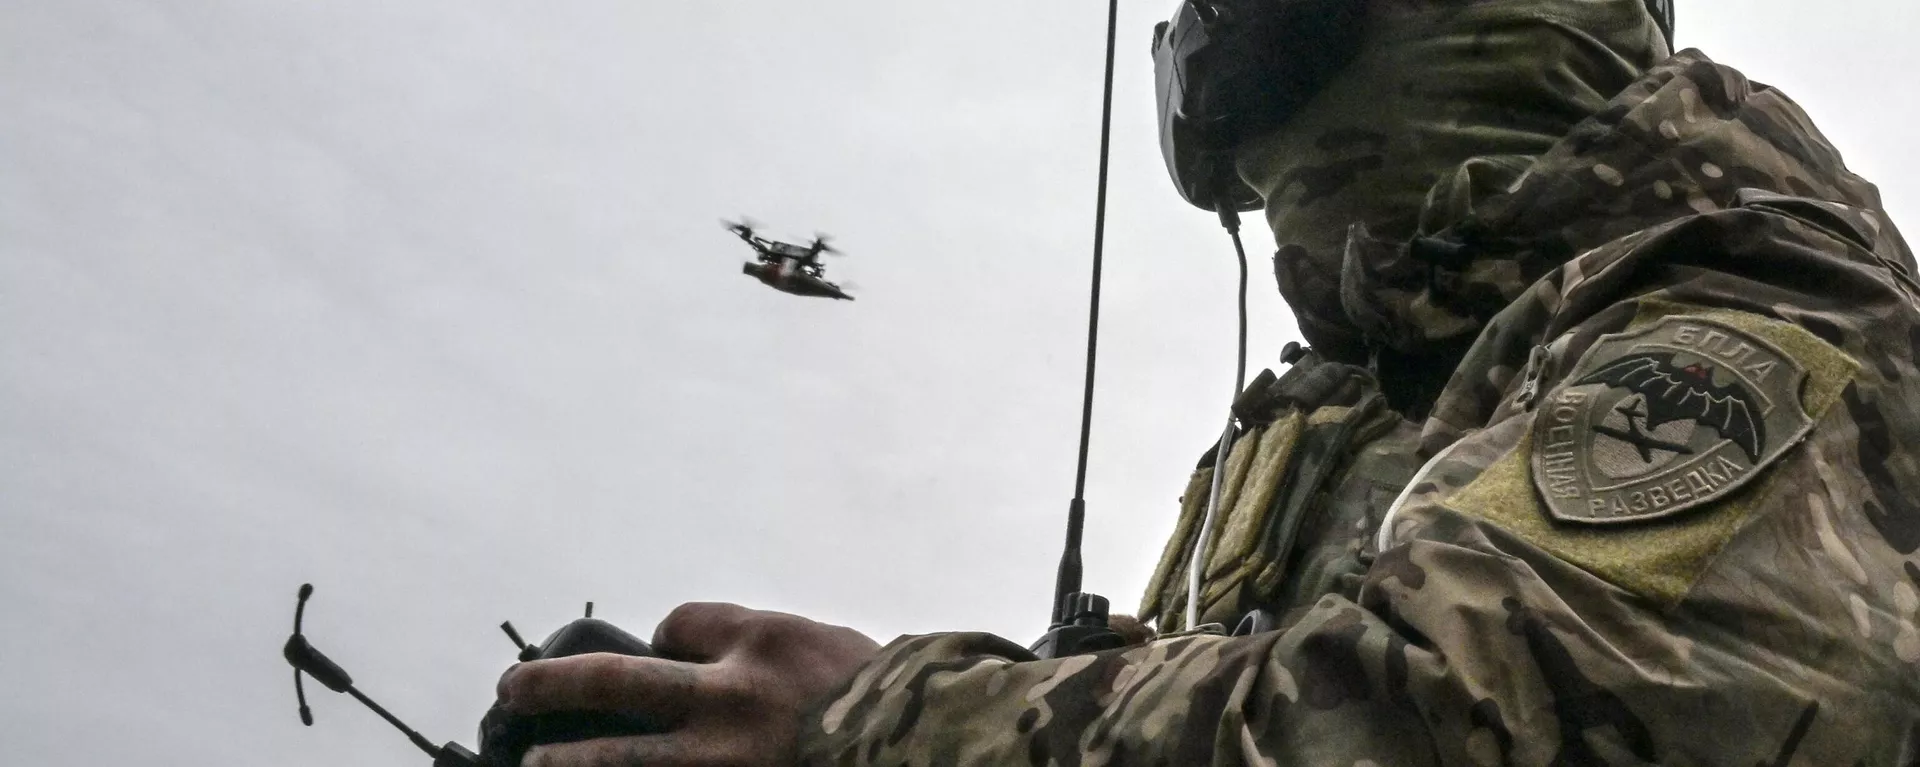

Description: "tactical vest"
1140 349 1428 633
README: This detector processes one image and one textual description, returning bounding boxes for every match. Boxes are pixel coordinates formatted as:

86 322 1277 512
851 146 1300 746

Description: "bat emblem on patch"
1574 353 1765 462
1530 316 1818 525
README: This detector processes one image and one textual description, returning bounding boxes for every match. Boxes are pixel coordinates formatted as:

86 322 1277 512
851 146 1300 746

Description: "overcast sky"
4 2 1916 765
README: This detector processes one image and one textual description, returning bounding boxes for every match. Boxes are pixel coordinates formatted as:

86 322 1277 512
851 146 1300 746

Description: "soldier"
497 0 1920 763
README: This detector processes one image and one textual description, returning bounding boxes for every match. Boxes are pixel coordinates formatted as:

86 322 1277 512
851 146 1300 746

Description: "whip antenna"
1045 0 1123 636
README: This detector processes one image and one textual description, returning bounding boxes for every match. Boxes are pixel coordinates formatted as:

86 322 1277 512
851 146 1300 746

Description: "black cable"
1051 0 1122 626
1183 206 1253 631
1222 210 1249 396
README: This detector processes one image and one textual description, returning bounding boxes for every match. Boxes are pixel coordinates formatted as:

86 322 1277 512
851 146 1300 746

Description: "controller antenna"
284 584 483 767
500 621 540 662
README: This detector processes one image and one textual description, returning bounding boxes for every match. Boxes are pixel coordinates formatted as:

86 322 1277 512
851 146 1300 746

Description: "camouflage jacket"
798 51 1920 766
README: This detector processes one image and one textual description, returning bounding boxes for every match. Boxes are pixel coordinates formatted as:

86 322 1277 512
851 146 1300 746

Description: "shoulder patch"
1443 305 1856 606
1531 315 1815 525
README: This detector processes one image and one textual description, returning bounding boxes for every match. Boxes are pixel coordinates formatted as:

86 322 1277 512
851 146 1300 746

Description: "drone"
724 217 855 301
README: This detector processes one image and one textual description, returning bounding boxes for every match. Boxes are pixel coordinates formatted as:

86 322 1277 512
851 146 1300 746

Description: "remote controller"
285 586 671 767
478 604 671 765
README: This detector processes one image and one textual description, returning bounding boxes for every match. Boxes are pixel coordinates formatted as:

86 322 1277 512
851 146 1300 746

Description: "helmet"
1151 0 1366 214
1152 0 1677 213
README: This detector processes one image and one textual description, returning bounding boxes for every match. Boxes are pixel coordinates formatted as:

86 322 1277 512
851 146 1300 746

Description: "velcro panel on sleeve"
1445 303 1858 608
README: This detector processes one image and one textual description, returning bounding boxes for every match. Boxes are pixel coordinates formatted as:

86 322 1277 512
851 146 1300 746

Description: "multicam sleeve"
800 503 1914 766
794 533 1687 766
796 601 1463 767
797 308 1920 767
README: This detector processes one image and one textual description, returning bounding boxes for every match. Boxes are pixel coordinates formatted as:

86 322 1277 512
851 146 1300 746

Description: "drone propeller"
811 233 842 256
721 216 759 236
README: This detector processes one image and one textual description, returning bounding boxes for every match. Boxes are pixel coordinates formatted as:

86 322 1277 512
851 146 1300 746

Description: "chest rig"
1140 346 1425 633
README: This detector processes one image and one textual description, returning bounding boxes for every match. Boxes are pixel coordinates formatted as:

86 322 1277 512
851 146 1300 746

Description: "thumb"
651 602 756 662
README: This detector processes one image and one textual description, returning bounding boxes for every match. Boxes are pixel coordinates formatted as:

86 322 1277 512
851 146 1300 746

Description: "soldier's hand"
496 602 881 767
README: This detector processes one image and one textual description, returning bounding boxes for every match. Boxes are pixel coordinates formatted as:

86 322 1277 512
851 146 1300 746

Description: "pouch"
1140 350 1410 631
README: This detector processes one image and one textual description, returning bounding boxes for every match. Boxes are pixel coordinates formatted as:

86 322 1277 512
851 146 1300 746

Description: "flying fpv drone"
724 217 855 301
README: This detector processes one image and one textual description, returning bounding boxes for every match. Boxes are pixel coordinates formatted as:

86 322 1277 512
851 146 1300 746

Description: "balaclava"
1236 0 1668 368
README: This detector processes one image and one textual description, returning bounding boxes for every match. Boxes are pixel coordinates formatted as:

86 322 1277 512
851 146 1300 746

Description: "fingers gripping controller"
480 604 669 767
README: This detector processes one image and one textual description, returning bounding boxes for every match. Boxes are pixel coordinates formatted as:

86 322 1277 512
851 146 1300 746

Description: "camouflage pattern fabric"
1137 351 1425 632
796 35 1920 767
1236 0 1670 366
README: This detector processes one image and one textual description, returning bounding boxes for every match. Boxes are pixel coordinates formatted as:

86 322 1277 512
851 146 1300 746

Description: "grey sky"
2 2 1914 764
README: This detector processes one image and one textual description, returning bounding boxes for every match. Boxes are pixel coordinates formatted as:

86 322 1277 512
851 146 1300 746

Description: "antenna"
500 621 539 662
1045 0 1258 647
284 584 482 766
292 584 317 725
1032 0 1126 661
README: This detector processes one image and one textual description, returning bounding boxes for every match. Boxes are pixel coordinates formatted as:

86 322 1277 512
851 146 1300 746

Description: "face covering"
1236 0 1668 363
